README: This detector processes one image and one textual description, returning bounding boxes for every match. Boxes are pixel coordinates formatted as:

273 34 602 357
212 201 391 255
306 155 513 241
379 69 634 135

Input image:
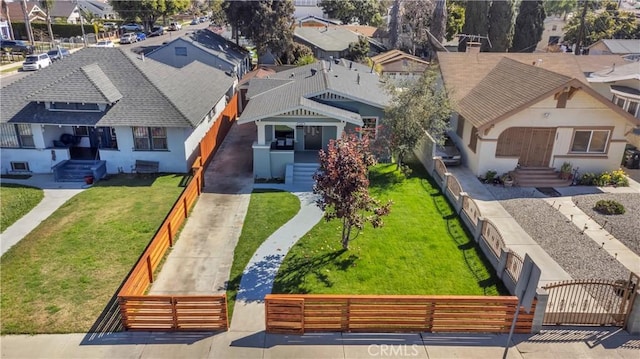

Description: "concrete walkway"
447 167 573 287
1 175 85 256
231 187 323 332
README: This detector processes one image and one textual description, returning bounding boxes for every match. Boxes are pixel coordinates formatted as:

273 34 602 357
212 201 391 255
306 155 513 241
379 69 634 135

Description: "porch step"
287 163 319 187
512 167 572 188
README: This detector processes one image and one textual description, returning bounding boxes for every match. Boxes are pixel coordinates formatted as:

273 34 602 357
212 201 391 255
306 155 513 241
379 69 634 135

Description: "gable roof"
588 61 640 83
4 1 45 22
28 63 122 104
1 47 234 128
294 27 361 52
438 53 638 128
371 50 429 72
238 59 389 124
190 28 250 64
589 39 640 54
48 1 78 18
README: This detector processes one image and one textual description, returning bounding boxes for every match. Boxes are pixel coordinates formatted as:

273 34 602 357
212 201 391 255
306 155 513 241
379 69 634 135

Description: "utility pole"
574 0 589 55
20 0 34 45
76 0 87 47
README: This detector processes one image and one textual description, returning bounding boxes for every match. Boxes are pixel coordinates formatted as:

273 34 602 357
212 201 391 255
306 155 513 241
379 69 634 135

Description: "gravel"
500 198 630 281
572 193 640 257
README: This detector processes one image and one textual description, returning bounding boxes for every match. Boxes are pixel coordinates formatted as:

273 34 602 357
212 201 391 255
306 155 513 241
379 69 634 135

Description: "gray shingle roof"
1 47 234 128
593 39 640 54
294 27 361 52
239 60 388 124
28 63 122 104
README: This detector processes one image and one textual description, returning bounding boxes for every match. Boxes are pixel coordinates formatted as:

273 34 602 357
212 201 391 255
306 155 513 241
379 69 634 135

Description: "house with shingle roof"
371 50 429 80
588 39 640 56
293 26 386 61
238 59 389 180
437 52 638 179
1 45 237 176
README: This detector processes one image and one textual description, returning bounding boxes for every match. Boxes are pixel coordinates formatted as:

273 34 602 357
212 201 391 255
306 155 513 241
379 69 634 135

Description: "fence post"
455 191 466 214
496 248 508 280
168 222 173 247
146 256 153 283
474 217 484 243
531 288 549 333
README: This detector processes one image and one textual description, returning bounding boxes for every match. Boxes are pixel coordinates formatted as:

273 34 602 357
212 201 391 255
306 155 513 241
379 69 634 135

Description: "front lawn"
0 174 187 334
0 183 44 232
273 156 504 296
227 189 300 319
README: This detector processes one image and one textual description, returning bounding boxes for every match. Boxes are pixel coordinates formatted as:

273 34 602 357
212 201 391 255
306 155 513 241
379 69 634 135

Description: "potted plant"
560 162 572 180
502 173 514 187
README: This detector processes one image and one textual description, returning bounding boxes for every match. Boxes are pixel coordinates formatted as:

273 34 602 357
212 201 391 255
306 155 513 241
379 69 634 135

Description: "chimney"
466 41 481 54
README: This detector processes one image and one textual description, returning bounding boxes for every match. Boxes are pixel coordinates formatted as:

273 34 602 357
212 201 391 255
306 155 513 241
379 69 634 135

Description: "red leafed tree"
313 133 392 250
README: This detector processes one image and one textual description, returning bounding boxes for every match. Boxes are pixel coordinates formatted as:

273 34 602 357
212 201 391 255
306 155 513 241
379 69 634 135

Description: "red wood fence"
265 294 534 334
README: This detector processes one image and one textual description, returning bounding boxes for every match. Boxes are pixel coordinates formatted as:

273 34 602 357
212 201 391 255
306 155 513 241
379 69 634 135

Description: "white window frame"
570 129 610 154
132 127 168 151
0 124 35 148
10 161 30 172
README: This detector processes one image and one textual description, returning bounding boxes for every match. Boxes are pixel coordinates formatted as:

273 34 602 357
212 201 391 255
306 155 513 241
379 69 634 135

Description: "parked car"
22 53 51 71
0 39 34 55
121 23 143 32
136 32 147 41
119 33 137 44
169 22 182 31
435 135 462 166
103 22 118 30
46 47 70 61
93 40 115 48
148 25 164 37
190 19 198 25
199 16 207 23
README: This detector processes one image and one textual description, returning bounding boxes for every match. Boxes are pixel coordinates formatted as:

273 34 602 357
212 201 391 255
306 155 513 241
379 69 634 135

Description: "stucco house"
238 59 389 180
437 52 638 182
370 49 429 80
0 44 237 178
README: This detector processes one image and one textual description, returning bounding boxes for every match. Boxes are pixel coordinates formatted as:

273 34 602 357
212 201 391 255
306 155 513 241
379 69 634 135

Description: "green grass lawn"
273 156 505 296
1 183 44 233
227 189 300 319
0 174 187 334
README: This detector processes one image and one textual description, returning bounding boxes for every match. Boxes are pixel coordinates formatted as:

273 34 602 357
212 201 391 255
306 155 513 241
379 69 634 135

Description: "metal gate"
542 273 639 327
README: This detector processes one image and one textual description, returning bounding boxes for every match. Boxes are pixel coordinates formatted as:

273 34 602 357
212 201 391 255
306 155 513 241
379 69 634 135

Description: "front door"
304 126 322 150
496 127 556 167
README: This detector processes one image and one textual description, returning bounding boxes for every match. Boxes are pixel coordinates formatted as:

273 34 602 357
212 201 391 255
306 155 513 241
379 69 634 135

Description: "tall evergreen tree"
429 0 447 45
488 0 515 52
510 0 546 52
388 0 401 49
458 0 489 52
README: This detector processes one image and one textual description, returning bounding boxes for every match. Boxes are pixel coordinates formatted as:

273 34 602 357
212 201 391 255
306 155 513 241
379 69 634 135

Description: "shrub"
578 170 629 187
610 169 629 187
593 200 625 215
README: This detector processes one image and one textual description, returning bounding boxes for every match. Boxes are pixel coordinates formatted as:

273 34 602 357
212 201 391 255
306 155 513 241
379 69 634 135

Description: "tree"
313 133 392 250
345 36 369 62
319 0 385 26
562 3 639 47
280 42 313 65
445 1 464 41
20 0 34 45
224 0 295 58
402 0 434 55
383 69 452 168
458 0 489 52
388 0 401 48
39 0 54 45
543 0 576 20
429 0 447 45
488 0 516 52
510 0 545 52
110 0 190 31
208 0 226 25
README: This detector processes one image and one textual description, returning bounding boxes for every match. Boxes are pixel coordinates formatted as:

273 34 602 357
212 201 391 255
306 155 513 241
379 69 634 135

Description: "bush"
578 172 597 185
593 200 625 215
578 170 629 187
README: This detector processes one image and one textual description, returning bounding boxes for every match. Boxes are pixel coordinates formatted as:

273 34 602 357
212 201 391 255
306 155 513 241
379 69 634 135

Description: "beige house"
588 39 640 56
437 53 638 179
535 16 568 52
370 50 429 80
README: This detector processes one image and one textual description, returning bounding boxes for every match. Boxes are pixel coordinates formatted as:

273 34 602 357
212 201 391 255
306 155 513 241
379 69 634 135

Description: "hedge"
10 22 97 40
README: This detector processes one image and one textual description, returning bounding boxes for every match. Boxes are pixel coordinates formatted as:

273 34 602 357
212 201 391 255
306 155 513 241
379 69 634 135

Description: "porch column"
257 121 266 145
336 122 345 139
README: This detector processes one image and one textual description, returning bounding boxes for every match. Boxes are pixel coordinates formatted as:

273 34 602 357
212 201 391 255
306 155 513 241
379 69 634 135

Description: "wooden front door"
496 127 556 167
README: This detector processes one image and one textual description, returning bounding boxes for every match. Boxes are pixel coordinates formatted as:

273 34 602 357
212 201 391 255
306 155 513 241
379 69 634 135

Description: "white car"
169 22 182 31
93 40 115 48
119 33 137 44
22 53 51 71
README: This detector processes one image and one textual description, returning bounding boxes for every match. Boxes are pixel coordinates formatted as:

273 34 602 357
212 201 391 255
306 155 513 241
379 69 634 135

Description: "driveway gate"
542 272 638 327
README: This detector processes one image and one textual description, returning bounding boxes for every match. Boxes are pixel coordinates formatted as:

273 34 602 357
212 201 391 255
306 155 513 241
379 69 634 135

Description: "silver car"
436 136 462 166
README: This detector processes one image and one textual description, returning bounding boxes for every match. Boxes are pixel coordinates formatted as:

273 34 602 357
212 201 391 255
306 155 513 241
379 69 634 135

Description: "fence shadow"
511 327 640 350
80 330 222 346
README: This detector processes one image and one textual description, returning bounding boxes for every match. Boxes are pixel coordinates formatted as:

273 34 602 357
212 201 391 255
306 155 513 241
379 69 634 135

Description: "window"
627 101 638 117
0 124 34 148
133 127 167 150
570 130 609 153
468 126 478 153
50 102 100 111
551 25 557 31
175 47 187 56
11 161 29 171
361 117 378 139
456 115 465 138
615 96 625 108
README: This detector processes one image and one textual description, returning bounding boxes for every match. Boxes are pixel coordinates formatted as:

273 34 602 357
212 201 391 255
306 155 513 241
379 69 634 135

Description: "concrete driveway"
148 123 255 295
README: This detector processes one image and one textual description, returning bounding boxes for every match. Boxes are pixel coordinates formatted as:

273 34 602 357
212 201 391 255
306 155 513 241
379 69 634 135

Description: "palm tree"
39 0 55 45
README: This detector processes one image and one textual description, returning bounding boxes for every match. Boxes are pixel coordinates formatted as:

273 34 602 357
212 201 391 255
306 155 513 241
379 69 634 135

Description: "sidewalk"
0 175 85 256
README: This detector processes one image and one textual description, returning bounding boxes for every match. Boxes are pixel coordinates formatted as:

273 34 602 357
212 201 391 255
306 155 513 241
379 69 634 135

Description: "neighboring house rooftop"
48 1 78 19
588 39 640 55
297 15 341 26
588 61 640 83
438 52 637 128
191 28 250 64
239 59 389 124
1 47 234 128
294 26 362 52
238 66 277 86
371 49 429 72
3 1 45 22
343 25 386 39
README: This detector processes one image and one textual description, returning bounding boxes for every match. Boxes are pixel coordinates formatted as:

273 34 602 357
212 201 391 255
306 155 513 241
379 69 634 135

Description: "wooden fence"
265 294 534 335
117 94 239 331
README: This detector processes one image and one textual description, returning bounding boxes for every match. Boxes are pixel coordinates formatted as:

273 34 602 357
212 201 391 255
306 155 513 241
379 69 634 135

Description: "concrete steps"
512 167 572 187
286 163 319 187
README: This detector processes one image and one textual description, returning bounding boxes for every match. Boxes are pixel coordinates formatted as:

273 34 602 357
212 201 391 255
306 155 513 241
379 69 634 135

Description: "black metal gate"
542 272 638 327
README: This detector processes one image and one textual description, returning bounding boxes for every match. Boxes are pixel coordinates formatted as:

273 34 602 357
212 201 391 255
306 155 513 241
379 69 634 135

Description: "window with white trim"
611 94 639 119
361 117 378 139
570 130 609 153
0 124 35 148
133 127 167 150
